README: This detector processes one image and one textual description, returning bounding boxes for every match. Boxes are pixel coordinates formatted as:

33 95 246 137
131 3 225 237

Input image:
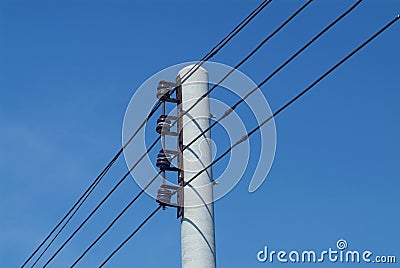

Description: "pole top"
178 64 208 84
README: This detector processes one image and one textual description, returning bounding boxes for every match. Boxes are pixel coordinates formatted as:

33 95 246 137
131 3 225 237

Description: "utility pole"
178 65 216 268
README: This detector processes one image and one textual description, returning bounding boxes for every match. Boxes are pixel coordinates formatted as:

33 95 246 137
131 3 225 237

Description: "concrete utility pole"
178 65 216 268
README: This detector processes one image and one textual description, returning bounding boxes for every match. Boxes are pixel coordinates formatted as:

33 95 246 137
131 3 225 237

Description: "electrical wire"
29 172 103 268
98 206 162 268
169 0 313 130
176 13 400 197
176 0 364 158
21 1 272 266
69 2 365 264
21 152 118 268
69 173 160 267
175 0 273 89
68 2 316 265
41 139 159 268
97 15 400 267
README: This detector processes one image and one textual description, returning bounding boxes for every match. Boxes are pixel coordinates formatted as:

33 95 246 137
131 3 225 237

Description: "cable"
133 0 273 139
38 1 273 264
71 2 365 264
39 1 271 263
24 103 160 268
128 0 272 137
21 152 118 268
175 13 400 196
68 2 314 265
169 0 313 130
22 1 271 266
97 15 399 267
41 139 159 268
29 169 105 268
177 0 364 157
152 0 363 180
98 206 162 268
70 173 159 267
175 0 273 88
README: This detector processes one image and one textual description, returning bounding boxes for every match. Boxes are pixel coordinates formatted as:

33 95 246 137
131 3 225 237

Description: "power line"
22 1 272 266
175 0 273 89
178 13 400 198
39 2 275 265
41 139 159 267
125 0 273 148
70 2 363 263
155 0 364 181
155 0 273 118
177 0 364 158
21 151 118 268
169 0 313 130
69 173 160 267
98 206 162 268
68 2 315 265
29 172 102 268
97 15 399 266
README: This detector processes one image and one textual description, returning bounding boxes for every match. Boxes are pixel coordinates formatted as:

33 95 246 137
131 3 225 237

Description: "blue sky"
1 0 399 267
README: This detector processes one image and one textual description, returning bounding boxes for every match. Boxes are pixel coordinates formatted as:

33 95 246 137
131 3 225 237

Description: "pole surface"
179 65 216 268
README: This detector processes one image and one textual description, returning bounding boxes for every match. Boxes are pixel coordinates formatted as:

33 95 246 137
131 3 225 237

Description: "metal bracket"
157 80 178 103
155 79 184 217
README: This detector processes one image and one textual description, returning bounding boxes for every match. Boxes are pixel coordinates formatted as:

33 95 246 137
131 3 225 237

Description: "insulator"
156 115 171 134
156 186 172 206
156 150 171 170
157 81 173 100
